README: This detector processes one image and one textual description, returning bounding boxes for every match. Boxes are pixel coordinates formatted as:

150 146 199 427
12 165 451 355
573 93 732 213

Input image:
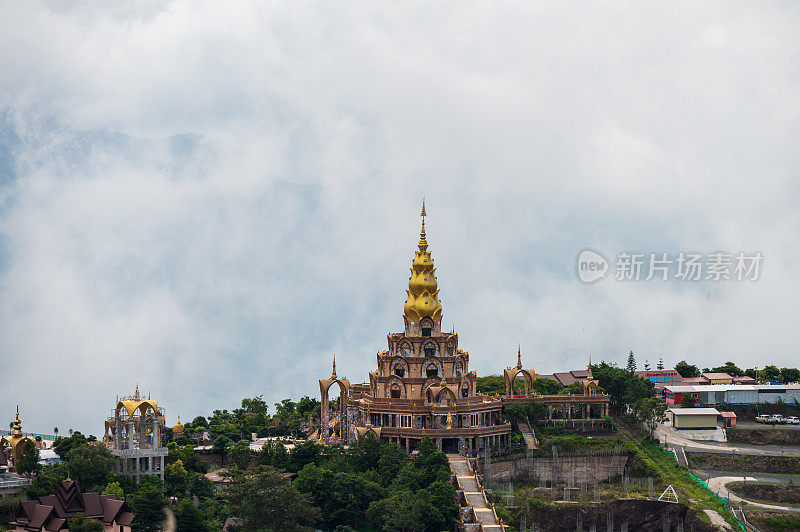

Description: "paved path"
706 476 800 512
702 509 734 531
447 454 503 530
655 423 800 457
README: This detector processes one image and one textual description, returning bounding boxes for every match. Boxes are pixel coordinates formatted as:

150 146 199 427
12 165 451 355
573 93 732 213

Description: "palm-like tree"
53 427 59 440
68 428 73 437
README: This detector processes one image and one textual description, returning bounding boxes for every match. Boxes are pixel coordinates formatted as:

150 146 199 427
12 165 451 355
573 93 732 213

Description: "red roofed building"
11 479 134 531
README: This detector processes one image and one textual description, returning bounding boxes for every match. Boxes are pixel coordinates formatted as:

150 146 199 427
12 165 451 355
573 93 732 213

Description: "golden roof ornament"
403 200 442 323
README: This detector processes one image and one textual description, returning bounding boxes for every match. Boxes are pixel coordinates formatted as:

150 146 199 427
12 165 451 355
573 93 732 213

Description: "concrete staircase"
448 454 505 531
519 420 538 450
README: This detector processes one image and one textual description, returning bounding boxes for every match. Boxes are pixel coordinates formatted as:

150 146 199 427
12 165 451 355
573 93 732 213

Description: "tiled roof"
12 477 133 531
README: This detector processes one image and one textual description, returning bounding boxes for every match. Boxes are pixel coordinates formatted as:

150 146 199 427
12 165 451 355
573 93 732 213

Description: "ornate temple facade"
320 203 512 454
0 407 37 472
103 386 168 482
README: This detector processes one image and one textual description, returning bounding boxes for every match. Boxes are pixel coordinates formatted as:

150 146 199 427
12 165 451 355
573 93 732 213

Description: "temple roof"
13 477 134 531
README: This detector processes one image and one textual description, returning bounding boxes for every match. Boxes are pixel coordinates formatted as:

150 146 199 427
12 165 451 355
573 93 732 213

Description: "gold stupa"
403 200 442 322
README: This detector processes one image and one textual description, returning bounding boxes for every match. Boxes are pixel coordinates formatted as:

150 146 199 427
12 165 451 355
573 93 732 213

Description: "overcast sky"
1 1 799 434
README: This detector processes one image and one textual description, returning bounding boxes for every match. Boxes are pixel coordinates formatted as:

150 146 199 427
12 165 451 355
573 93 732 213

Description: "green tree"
16 439 41 478
53 431 87 458
634 396 668 437
67 513 104 532
626 351 637 372
643 359 651 371
559 382 584 395
102 481 124 500
475 375 506 395
657 357 664 370
709 361 744 377
66 444 115 490
223 465 320 532
531 378 562 395
763 365 781 381
27 463 68 499
188 472 215 499
130 484 167 532
288 440 321 473
165 459 189 497
674 361 700 378
376 443 409 486
227 441 252 470
592 362 656 415
680 394 697 408
211 436 231 467
175 498 209 532
780 368 800 384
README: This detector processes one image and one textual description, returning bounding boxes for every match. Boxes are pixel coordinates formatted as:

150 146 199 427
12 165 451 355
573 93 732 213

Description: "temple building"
1 406 37 473
11 479 133 531
320 202 512 454
103 386 168 482
319 203 610 454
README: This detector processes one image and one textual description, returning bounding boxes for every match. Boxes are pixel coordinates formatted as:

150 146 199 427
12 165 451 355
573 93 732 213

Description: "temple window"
424 347 435 357
422 327 431 337
470 413 479 427
446 346 454 356
394 367 405 377
462 387 469 397
390 384 401 398
400 415 412 428
426 365 438 378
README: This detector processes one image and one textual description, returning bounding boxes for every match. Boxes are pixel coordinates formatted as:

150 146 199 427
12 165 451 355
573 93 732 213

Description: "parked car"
769 414 786 424
756 414 771 423
786 416 800 425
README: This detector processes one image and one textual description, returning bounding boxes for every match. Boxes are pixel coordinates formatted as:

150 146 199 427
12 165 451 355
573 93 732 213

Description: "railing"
377 424 511 437
0 430 56 440
464 457 506 530
0 477 31 489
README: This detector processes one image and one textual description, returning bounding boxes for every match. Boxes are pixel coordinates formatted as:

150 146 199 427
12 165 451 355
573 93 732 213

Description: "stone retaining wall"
486 453 629 483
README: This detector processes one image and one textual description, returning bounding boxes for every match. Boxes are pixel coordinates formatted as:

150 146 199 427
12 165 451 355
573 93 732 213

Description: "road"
735 421 800 431
705 476 800 513
654 423 800 457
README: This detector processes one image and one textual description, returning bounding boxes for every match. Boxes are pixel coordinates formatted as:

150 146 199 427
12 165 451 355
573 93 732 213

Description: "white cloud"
0 1 798 433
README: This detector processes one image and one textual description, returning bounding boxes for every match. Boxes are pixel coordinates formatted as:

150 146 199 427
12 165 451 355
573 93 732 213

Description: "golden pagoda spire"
12 405 22 436
404 200 442 323
418 198 428 251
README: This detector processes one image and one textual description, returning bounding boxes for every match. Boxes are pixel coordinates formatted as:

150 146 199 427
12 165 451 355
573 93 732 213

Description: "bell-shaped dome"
173 416 184 436
403 201 443 323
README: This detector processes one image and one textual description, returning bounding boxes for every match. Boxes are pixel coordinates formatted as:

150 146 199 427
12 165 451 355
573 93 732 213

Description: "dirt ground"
687 452 800 474
729 428 800 445
518 500 717 532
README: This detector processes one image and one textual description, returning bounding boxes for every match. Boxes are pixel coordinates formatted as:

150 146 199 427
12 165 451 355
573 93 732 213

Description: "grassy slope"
615 422 743 530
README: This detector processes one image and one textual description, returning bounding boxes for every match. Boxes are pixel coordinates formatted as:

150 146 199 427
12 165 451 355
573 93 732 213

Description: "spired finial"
517 345 522 369
135 383 139 399
418 199 428 251
332 353 337 379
